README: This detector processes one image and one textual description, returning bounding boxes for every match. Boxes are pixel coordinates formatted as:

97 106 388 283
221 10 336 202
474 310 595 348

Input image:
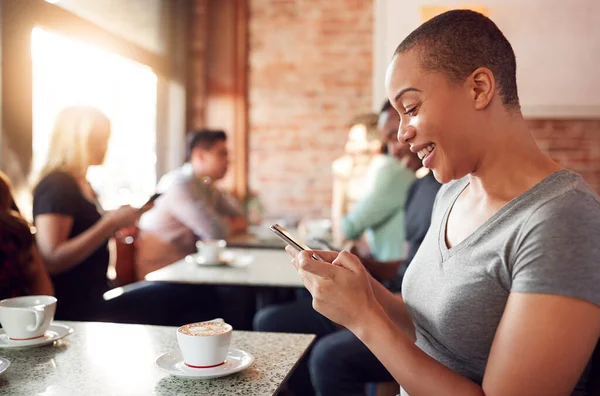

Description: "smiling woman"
289 9 600 396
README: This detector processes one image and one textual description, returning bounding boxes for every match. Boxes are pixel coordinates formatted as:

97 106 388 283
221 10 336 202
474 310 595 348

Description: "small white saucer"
185 251 233 266
0 323 74 349
185 251 253 268
0 357 10 375
155 348 254 379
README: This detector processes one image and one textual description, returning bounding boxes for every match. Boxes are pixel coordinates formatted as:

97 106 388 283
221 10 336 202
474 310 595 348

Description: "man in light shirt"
136 130 247 278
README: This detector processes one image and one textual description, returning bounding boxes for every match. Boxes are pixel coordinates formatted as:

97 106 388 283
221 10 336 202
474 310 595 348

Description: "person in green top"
341 100 421 282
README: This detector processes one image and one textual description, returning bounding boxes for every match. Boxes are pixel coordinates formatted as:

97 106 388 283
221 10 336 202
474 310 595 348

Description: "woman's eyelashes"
403 104 420 116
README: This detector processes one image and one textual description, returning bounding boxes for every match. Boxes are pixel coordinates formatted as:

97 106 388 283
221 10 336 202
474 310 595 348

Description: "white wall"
373 0 600 118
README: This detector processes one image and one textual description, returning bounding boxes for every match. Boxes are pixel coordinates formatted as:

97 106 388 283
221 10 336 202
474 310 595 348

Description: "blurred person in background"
136 130 247 278
331 112 382 245
0 171 53 300
341 100 418 284
136 129 253 329
32 106 147 321
253 100 440 396
307 157 441 396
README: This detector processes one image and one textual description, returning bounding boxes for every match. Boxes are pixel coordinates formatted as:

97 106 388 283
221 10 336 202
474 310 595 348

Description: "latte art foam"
178 322 231 336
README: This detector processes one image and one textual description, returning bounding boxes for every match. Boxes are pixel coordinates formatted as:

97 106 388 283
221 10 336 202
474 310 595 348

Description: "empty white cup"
196 240 227 264
177 319 233 368
0 296 57 340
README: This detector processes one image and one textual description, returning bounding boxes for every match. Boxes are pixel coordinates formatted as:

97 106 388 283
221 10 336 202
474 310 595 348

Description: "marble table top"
145 248 305 288
0 321 315 396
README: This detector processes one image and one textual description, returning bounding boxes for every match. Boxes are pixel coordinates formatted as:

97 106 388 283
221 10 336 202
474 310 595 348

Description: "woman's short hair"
395 9 519 110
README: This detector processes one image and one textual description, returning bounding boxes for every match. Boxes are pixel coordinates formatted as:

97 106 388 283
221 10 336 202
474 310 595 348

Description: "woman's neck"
467 117 562 202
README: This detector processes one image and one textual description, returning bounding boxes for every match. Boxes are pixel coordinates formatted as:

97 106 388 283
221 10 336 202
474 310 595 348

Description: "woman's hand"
286 246 384 331
103 204 149 233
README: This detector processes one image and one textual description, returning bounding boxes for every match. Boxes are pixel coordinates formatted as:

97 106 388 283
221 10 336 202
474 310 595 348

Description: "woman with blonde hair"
33 106 146 321
0 171 53 300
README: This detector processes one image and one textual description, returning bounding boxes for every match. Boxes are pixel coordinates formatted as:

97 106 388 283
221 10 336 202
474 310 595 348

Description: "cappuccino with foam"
177 320 233 368
178 321 230 337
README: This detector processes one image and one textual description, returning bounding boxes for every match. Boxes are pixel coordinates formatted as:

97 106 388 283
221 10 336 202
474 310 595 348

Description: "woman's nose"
398 126 415 144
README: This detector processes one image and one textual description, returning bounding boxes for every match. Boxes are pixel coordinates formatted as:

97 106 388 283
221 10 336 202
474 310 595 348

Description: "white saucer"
155 348 254 379
185 251 253 268
0 357 9 375
0 323 74 349
185 251 233 266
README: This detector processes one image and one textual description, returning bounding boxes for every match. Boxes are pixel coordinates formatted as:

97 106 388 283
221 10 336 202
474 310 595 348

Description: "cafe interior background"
1 0 599 225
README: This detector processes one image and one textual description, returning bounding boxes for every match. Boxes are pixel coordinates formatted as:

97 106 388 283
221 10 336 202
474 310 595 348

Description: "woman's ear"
469 67 495 110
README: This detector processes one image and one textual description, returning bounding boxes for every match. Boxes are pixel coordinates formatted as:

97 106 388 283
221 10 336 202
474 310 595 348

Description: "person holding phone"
33 106 148 321
136 130 247 278
255 102 440 396
270 224 327 262
289 10 600 396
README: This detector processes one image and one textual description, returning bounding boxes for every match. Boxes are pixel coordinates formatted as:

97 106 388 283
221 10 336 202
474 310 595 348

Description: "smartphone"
270 224 327 262
140 193 162 210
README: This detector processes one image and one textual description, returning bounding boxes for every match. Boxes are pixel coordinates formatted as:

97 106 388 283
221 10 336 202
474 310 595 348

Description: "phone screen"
270 224 327 262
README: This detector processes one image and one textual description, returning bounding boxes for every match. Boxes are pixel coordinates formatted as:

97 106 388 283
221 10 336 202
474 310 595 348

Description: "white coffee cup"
177 319 233 368
196 240 227 264
0 296 57 340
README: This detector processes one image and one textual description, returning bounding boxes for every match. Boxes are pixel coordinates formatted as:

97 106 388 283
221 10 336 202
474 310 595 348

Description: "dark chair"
112 227 138 287
102 280 222 326
587 340 600 395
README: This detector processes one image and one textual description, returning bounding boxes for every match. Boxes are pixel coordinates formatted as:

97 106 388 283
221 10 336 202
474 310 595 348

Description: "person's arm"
35 206 142 276
294 249 416 340
23 244 53 296
35 214 114 275
227 216 248 235
369 277 415 341
352 246 403 282
359 292 600 396
215 190 248 235
168 183 229 240
293 249 600 396
294 192 600 395
341 163 413 240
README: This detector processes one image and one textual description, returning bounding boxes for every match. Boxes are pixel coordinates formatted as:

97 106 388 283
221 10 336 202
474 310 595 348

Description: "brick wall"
528 120 600 193
248 0 373 218
188 0 208 129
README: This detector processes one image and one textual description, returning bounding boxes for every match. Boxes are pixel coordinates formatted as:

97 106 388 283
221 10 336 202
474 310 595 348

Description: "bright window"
31 27 158 210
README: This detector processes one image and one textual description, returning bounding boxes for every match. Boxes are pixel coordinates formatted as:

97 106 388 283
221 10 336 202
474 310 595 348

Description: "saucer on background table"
155 348 254 379
0 357 9 375
0 323 74 349
185 251 253 268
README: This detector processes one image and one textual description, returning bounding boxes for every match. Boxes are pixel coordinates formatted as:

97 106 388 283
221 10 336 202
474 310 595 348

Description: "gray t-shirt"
401 170 600 395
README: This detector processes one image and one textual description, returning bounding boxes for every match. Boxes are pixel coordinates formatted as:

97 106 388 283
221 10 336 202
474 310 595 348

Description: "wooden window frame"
0 0 190 185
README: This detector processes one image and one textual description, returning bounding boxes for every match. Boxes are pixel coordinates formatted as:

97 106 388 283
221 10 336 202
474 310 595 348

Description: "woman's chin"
431 168 454 184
